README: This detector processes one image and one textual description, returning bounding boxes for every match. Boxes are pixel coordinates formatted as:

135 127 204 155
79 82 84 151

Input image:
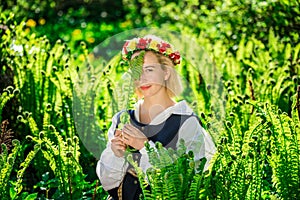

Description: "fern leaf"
129 50 145 80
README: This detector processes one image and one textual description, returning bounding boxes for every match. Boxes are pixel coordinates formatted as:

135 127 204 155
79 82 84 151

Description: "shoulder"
177 115 204 145
172 100 194 115
111 110 127 125
181 115 201 128
172 100 201 124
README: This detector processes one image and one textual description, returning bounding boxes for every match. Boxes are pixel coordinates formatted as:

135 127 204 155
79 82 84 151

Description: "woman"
96 35 216 200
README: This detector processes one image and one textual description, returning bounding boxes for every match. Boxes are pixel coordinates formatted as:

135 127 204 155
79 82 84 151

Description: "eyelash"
144 68 153 72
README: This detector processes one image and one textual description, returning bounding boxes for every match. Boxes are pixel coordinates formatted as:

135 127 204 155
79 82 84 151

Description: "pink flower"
122 41 129 55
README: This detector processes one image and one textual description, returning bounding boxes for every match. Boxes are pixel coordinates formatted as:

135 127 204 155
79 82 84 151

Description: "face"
132 51 170 98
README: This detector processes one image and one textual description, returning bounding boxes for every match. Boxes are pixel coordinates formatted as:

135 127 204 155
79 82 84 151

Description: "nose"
138 71 147 82
134 71 144 86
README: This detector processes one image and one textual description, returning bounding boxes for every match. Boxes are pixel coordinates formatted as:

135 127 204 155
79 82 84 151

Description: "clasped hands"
111 124 148 157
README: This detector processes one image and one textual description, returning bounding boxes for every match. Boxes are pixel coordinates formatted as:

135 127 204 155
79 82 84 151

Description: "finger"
115 129 122 137
120 133 132 145
112 138 125 145
124 124 138 132
123 125 139 136
112 137 122 142
123 128 145 140
122 132 133 141
114 135 124 140
127 124 146 137
120 127 129 136
112 141 126 149
122 132 132 142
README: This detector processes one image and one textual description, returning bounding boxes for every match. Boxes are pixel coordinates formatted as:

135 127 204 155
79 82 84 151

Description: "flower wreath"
121 35 181 65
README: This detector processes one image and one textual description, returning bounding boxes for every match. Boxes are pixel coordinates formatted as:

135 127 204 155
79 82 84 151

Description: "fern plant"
127 140 208 200
1 13 79 140
0 86 19 123
0 139 20 199
9 144 40 200
265 104 300 199
116 50 145 127
21 112 85 199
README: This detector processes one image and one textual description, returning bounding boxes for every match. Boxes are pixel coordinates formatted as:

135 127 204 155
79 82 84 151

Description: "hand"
122 124 148 150
111 130 126 157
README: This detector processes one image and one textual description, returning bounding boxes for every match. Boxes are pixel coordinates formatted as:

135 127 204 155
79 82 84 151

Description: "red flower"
121 36 181 65
169 51 181 64
158 42 171 54
137 38 148 49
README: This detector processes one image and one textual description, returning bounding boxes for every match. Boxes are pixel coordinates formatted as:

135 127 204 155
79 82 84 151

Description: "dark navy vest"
117 110 198 149
109 110 200 200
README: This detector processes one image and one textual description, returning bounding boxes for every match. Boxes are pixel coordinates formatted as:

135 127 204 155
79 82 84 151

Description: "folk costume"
96 35 216 200
96 100 216 200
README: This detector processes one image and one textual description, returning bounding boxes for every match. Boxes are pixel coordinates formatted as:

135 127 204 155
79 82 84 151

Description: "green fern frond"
138 141 200 199
0 87 17 123
129 50 145 80
14 144 40 196
187 173 202 200
0 139 20 198
126 154 151 199
266 105 300 200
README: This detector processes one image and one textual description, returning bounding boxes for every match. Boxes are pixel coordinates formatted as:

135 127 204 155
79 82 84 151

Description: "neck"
142 91 175 109
139 91 175 123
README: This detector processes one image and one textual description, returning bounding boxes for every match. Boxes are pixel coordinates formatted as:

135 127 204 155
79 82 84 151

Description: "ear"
164 68 171 81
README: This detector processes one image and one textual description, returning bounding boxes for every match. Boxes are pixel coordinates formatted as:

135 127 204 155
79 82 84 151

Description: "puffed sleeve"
139 140 155 173
177 116 216 170
139 116 216 174
96 111 129 191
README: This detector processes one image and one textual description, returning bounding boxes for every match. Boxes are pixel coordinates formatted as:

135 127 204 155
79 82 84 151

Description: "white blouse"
96 100 216 191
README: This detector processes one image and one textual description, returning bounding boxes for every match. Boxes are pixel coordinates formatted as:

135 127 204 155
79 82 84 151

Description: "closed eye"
145 68 153 72
143 65 155 72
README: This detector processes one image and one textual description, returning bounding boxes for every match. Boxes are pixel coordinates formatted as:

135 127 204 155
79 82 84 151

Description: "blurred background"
0 0 299 199
1 0 299 51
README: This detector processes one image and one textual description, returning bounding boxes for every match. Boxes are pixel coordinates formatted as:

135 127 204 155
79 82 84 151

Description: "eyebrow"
143 64 161 68
143 65 156 69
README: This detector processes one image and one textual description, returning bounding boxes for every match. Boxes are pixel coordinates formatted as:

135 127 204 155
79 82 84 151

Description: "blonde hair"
154 52 183 97
134 51 183 98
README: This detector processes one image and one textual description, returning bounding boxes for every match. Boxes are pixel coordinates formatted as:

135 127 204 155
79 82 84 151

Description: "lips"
140 85 151 90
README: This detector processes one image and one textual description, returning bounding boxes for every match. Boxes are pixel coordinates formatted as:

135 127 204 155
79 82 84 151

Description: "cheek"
152 75 165 86
134 80 139 87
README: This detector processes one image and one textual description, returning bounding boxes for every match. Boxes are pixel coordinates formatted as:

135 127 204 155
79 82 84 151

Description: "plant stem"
297 85 300 121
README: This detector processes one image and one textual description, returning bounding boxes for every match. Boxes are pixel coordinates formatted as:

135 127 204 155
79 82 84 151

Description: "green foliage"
199 102 300 199
0 0 126 50
123 0 300 46
9 144 40 200
119 50 146 126
128 140 209 200
129 50 145 80
1 13 78 138
266 105 300 199
25 122 86 199
100 50 146 129
0 86 19 123
0 0 300 199
0 139 20 199
1 12 108 199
